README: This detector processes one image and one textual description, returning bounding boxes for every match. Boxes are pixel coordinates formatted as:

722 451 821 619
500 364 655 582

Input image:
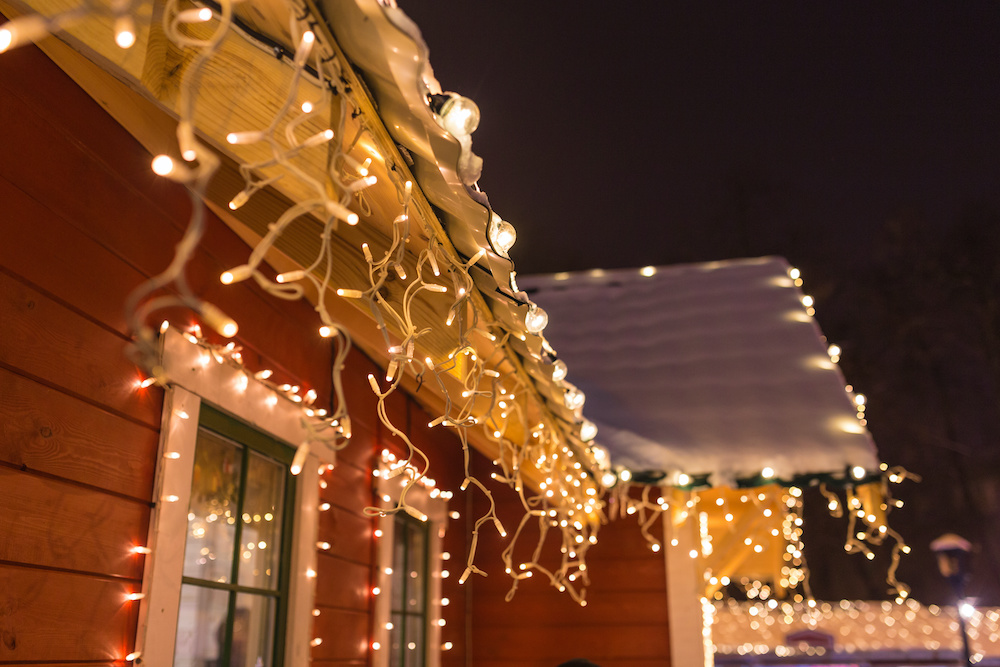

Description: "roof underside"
519 257 879 484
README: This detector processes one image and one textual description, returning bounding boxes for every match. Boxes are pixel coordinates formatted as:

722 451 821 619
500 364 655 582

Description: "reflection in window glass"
238 452 284 590
183 431 241 583
388 514 428 667
175 407 292 667
174 585 229 666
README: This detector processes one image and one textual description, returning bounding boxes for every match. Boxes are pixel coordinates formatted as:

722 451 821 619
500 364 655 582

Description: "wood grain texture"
0 177 147 335
0 467 149 579
317 503 373 566
0 46 333 388
473 589 669 628
0 271 162 428
0 564 139 662
314 554 371 613
320 458 374 517
0 368 158 500
471 625 670 663
465 456 673 667
311 608 369 663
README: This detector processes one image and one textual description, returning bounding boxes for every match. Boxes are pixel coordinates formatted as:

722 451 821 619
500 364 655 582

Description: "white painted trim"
664 511 711 667
285 454 320 667
135 328 325 666
160 328 334 465
135 386 202 667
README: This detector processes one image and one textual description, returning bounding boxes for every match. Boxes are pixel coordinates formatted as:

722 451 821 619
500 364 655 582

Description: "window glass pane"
184 430 242 582
238 451 285 590
389 612 403 665
403 617 424 667
391 523 406 611
232 593 276 667
174 584 229 666
405 524 426 613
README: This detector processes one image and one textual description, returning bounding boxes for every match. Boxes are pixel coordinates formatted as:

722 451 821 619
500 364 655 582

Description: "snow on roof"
518 257 879 485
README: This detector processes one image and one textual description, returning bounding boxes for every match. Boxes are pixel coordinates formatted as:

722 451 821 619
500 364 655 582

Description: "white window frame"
371 464 447 667
135 328 326 667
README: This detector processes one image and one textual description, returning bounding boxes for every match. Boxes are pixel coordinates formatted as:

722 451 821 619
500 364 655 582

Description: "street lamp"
931 533 973 666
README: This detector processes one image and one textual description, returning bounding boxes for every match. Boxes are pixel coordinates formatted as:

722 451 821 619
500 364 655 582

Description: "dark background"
399 1 1000 606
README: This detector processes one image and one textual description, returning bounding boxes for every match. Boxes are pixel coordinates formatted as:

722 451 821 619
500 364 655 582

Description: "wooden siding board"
333 402 377 473
317 503 373 566
472 625 671 662
0 44 192 226
314 554 371 613
0 271 162 428
311 608 369 662
320 459 374 517
472 590 669 628
0 467 149 579
0 54 332 387
466 454 672 666
0 368 158 500
0 564 138 662
0 176 146 335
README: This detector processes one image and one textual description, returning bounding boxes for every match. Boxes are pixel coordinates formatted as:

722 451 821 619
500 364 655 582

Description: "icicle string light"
2 8 917 662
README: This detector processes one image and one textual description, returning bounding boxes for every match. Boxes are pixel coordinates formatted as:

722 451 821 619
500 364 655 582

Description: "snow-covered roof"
518 257 880 485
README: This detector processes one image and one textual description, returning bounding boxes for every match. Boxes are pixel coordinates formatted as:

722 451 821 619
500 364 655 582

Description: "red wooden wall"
468 459 674 667
0 37 672 667
0 40 475 665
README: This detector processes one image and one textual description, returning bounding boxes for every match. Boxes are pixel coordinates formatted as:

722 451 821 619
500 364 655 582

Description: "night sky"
399 2 1000 605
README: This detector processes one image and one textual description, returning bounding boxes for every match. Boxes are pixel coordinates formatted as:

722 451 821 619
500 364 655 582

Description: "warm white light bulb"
564 385 585 411
220 265 251 285
0 15 48 54
226 130 264 145
229 191 249 210
114 16 135 48
851 466 866 480
579 420 597 442
439 94 481 137
488 216 516 256
524 305 548 334
551 359 568 382
294 30 315 67
276 270 305 283
151 154 175 176
761 466 775 479
176 7 213 22
303 129 334 148
200 303 238 338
